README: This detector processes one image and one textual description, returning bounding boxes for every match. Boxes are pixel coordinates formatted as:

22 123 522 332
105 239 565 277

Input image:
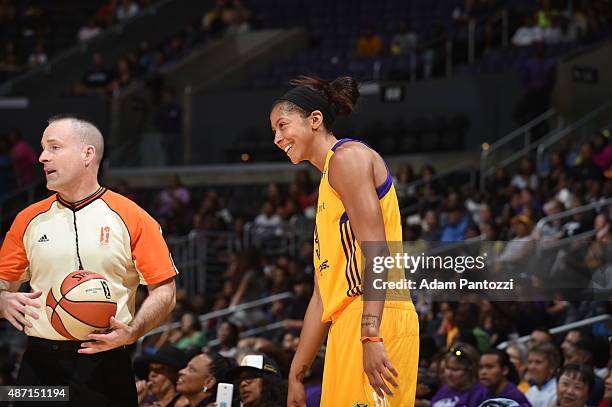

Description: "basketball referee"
0 115 178 406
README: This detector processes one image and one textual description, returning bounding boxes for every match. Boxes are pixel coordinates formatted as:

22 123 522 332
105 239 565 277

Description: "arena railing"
404 161 478 194
479 108 562 191
496 313 611 350
536 198 612 241
536 100 612 175
166 229 243 299
136 291 292 354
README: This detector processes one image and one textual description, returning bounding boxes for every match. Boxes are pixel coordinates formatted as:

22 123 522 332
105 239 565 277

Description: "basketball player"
270 76 419 406
0 115 178 406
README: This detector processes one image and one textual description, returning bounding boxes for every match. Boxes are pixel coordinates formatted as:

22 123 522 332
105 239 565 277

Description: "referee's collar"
56 186 107 211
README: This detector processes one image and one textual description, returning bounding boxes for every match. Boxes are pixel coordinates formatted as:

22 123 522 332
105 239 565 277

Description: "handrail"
136 291 292 353
206 321 287 347
535 198 612 234
480 108 559 191
405 162 477 191
497 314 611 349
536 100 612 173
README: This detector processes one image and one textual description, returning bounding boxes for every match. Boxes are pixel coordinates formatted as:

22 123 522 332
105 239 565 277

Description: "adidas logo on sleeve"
37 234 49 243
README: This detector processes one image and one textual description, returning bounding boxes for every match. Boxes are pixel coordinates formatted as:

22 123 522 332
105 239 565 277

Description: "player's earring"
202 386 208 393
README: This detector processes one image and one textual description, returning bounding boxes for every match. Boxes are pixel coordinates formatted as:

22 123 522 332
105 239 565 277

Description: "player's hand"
363 341 398 398
0 290 41 331
78 316 137 354
287 378 307 407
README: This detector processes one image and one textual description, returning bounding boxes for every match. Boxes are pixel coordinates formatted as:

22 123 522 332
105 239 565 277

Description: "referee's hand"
78 316 136 354
0 290 42 331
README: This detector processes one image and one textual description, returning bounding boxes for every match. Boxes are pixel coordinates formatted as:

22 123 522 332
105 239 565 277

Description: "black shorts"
17 337 137 407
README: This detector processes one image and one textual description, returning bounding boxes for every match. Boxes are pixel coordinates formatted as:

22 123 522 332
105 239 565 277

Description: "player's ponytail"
289 75 360 118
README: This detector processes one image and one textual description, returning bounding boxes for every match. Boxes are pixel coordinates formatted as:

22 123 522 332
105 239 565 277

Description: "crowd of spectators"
0 120 610 407
0 0 158 83
0 128 38 193
85 128 610 406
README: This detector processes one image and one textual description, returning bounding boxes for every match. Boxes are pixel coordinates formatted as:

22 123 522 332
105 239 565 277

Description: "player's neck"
492 378 508 396
57 180 102 203
309 133 337 172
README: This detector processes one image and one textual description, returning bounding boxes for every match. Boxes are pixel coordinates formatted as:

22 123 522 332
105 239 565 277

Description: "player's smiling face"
270 103 314 164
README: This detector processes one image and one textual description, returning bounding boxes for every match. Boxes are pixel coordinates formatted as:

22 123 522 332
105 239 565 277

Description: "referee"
0 115 178 406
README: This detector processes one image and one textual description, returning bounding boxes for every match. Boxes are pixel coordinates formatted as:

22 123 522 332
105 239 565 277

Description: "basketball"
45 270 117 341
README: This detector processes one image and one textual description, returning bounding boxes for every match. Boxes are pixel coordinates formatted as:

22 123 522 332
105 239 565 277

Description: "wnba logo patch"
99 226 110 246
352 404 369 407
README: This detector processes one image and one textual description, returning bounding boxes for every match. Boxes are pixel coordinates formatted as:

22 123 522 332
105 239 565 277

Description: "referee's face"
40 120 88 193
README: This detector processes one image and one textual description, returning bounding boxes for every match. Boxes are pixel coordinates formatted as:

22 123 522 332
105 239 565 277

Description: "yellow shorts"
321 299 419 407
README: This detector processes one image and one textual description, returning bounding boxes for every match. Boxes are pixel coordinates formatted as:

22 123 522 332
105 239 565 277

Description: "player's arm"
79 277 176 354
328 144 399 398
287 275 329 406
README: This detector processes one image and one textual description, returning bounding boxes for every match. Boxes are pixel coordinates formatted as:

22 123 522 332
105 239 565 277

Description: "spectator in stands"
390 22 418 56
176 352 238 407
27 41 47 68
0 41 21 76
593 131 612 172
525 342 560 407
430 343 488 407
156 88 183 165
563 336 606 404
117 0 139 21
112 57 134 91
7 128 37 187
394 163 416 202
230 354 287 407
600 371 612 407
440 205 469 241
479 349 530 404
422 209 441 241
78 18 102 42
573 142 604 181
536 198 565 240
451 303 491 353
555 364 595 407
0 135 16 192
173 312 206 352
135 345 190 406
75 52 114 95
357 26 383 58
511 158 539 190
155 174 191 233
95 0 118 27
528 328 554 349
226 0 251 34
253 201 283 238
505 342 531 393
495 215 534 269
512 15 544 47
210 320 239 358
202 0 228 37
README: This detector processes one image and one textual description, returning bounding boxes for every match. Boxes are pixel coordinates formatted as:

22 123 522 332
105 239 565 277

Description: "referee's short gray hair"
47 114 104 164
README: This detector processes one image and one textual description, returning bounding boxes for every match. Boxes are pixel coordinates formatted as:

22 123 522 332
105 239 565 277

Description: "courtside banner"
361 239 611 302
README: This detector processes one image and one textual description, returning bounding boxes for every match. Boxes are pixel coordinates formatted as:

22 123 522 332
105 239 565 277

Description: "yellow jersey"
314 138 409 322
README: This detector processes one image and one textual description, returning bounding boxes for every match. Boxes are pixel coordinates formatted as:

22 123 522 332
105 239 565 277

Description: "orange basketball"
45 270 117 340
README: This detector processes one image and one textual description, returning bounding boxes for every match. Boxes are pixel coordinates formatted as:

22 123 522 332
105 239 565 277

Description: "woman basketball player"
270 76 419 406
